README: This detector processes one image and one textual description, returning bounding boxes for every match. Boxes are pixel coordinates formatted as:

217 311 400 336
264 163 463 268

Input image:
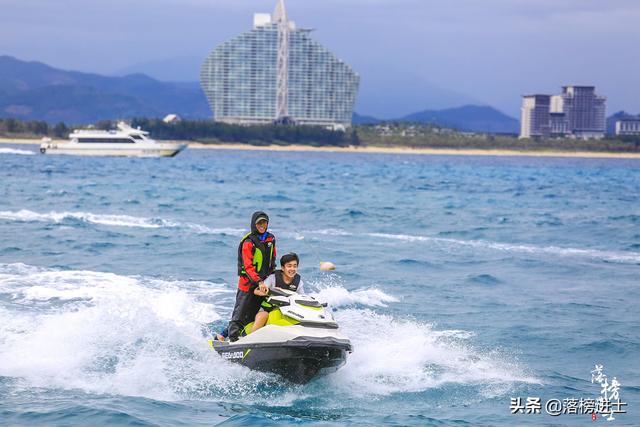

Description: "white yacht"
40 122 187 157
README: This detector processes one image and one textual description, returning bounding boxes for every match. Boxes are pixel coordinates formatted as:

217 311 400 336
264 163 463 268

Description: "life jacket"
237 232 276 287
274 269 301 291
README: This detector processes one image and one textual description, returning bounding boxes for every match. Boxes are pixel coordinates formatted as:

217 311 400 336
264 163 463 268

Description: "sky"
2 0 639 118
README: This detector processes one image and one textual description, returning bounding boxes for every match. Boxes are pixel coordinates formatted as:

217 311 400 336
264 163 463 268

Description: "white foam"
0 210 166 228
288 228 638 264
0 263 237 400
0 209 244 235
306 282 537 396
329 308 538 396
312 229 354 237
313 284 399 308
0 263 537 401
0 148 35 155
181 222 244 236
2 210 637 264
367 232 640 264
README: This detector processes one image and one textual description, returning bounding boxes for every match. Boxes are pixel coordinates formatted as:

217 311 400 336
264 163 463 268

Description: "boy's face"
282 260 298 278
256 219 268 234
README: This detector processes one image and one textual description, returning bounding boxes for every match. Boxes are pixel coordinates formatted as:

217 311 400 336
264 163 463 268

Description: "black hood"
250 211 269 235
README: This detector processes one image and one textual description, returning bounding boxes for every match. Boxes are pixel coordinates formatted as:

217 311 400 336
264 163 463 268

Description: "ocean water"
0 144 638 426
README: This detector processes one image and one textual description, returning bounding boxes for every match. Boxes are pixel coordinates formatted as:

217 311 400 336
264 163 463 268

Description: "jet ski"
209 288 352 384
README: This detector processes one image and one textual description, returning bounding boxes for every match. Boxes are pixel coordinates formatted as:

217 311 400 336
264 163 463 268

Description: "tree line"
128 118 359 147
0 117 358 147
2 117 639 152
0 118 70 138
356 124 640 153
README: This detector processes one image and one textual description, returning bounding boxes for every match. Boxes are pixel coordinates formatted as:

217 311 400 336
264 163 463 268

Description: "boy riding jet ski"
209 287 352 384
211 213 351 383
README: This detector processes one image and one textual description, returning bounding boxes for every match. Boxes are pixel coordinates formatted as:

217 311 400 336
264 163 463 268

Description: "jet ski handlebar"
266 288 329 307
268 287 292 297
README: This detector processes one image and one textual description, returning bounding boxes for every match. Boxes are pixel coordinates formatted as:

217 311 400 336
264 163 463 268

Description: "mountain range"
0 55 210 123
112 55 486 119
353 105 521 134
403 105 519 133
1 55 522 132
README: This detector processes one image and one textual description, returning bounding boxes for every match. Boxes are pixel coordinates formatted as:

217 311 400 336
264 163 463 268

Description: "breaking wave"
0 262 234 401
330 309 538 396
0 210 244 235
0 148 35 155
3 209 634 264
368 232 640 264
0 262 534 402
314 284 399 308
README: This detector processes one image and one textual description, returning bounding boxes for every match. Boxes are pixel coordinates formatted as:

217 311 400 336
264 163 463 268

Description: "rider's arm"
263 274 276 289
242 240 262 285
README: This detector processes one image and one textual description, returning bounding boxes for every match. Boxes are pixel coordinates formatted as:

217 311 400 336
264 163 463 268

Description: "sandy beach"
2 137 640 159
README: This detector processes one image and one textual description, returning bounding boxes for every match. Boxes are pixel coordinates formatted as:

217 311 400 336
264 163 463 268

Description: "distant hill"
0 55 210 123
112 55 203 82
354 105 520 133
398 105 519 134
352 112 382 125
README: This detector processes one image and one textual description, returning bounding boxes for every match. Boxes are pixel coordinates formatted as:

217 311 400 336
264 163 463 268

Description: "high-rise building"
615 118 640 136
549 112 569 136
519 86 606 139
520 95 551 138
557 86 606 139
200 0 360 128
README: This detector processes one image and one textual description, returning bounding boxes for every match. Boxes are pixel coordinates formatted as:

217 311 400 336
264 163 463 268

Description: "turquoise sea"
0 145 638 426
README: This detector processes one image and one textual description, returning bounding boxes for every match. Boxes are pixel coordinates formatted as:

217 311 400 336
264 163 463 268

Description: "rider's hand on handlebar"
254 282 269 296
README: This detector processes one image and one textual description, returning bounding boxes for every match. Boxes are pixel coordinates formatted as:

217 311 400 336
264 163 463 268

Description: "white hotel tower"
200 0 360 128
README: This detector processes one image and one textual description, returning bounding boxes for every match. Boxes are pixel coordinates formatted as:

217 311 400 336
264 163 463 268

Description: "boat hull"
39 142 186 157
211 336 351 384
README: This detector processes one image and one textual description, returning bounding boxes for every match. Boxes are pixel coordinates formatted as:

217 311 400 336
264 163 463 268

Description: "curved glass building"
200 1 359 128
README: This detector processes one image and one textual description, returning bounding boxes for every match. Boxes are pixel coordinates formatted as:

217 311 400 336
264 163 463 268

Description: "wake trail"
2 209 637 264
0 209 244 235
0 148 35 155
368 232 640 264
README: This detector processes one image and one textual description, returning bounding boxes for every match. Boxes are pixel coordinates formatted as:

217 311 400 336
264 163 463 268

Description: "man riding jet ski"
209 287 352 384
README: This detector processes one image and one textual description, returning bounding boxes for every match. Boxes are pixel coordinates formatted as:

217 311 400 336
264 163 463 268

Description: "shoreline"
2 137 640 159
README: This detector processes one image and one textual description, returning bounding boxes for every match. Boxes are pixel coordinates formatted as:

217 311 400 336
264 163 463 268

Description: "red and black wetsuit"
227 211 276 341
